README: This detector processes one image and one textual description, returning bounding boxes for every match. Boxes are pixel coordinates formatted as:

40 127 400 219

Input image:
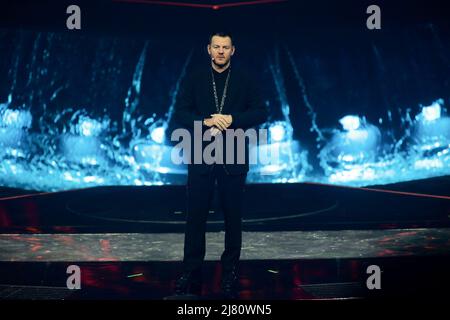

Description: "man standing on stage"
172 31 268 298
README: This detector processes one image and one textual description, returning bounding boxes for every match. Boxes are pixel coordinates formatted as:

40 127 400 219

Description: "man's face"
207 36 235 67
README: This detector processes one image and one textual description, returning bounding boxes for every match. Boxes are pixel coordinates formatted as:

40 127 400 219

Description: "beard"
212 57 230 68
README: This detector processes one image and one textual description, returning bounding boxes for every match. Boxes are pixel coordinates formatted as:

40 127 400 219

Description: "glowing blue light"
412 99 450 155
2 94 450 191
0 109 32 128
132 142 187 174
347 129 369 141
61 134 106 166
0 108 32 153
259 164 285 174
341 154 355 162
269 124 286 142
78 116 103 137
249 140 310 182
339 115 361 131
329 166 376 184
414 158 443 169
157 167 169 174
421 100 441 122
83 175 104 183
319 118 381 180
150 126 165 144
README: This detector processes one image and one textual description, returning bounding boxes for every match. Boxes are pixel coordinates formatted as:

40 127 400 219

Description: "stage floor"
1 228 449 261
1 228 449 300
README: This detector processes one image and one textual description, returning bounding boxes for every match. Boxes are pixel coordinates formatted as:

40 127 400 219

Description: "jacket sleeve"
230 76 269 130
172 72 204 129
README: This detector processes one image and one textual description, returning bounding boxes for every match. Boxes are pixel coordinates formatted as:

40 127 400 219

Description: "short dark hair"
209 32 233 45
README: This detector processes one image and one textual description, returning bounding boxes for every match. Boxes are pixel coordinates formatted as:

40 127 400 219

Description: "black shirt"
173 64 268 174
211 67 231 113
174 64 267 129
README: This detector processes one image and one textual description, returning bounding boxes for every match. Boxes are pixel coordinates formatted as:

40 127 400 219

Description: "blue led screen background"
0 0 449 191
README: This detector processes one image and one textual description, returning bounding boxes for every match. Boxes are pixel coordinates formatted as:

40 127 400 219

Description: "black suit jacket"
172 64 269 175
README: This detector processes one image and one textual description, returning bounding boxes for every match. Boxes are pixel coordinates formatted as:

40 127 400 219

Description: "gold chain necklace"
211 66 231 114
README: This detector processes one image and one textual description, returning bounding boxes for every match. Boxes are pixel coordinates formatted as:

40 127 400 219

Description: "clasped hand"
204 114 233 136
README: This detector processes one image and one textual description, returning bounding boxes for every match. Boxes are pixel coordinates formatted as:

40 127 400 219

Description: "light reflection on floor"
1 228 449 262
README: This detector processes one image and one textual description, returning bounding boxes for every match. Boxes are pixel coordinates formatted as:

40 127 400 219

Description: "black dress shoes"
174 271 202 296
221 268 239 299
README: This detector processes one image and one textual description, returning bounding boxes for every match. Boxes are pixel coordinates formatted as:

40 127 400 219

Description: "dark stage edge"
1 176 450 234
0 257 449 300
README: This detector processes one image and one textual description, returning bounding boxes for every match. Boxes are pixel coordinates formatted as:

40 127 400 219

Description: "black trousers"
183 164 247 274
